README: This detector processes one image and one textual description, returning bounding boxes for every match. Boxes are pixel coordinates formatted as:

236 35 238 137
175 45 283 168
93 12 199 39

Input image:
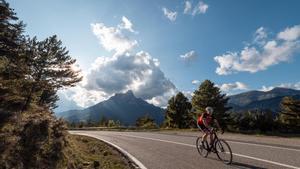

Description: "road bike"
196 128 233 164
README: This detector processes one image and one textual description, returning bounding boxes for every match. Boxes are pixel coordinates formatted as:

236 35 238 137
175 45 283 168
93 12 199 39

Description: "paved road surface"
69 131 300 169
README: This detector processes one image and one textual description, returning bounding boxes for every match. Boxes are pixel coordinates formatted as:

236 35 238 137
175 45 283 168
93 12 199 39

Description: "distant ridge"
228 87 300 112
56 90 164 125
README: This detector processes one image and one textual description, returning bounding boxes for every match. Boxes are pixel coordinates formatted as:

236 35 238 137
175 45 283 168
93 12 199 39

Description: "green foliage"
1 0 82 112
0 1 82 168
164 92 192 129
192 80 231 128
278 97 300 132
0 0 28 112
229 110 275 132
136 115 158 129
21 36 82 111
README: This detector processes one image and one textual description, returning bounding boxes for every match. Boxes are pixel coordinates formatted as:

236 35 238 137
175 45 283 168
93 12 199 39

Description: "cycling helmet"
205 107 213 114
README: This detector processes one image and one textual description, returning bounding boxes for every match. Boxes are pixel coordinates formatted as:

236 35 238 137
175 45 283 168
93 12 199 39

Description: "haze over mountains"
228 87 300 112
57 87 300 125
56 90 164 125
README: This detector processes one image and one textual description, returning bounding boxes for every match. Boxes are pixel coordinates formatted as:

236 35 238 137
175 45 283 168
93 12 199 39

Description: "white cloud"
61 86 109 108
260 85 275 92
214 25 300 75
182 91 194 101
119 16 135 33
60 51 177 108
192 80 200 85
91 21 137 54
260 82 300 91
218 82 248 92
57 18 178 110
146 88 177 108
192 1 208 15
162 7 177 22
184 1 192 14
277 25 300 41
254 27 268 45
180 50 198 62
278 82 300 90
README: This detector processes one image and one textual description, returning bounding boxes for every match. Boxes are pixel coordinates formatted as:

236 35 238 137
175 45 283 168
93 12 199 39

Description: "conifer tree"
164 92 192 128
192 80 231 128
21 36 82 111
279 97 300 132
0 0 28 112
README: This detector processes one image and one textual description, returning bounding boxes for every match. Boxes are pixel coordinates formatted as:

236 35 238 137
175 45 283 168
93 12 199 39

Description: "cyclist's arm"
214 119 223 133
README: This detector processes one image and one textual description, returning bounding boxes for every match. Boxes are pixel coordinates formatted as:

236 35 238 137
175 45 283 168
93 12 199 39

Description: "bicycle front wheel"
215 139 232 164
196 137 208 157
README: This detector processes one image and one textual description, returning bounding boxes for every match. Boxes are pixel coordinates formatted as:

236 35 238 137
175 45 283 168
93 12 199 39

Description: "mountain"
228 87 300 112
56 90 165 125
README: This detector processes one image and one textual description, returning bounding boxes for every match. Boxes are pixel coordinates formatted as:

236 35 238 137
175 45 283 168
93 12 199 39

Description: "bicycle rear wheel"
196 137 208 157
215 139 232 164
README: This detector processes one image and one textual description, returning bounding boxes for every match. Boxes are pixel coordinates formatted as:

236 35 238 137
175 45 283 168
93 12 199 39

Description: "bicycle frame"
207 131 219 151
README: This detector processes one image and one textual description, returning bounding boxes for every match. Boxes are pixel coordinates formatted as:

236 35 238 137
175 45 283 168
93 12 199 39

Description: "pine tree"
21 36 82 111
191 80 231 128
164 92 192 129
279 97 300 132
0 0 29 112
0 1 82 167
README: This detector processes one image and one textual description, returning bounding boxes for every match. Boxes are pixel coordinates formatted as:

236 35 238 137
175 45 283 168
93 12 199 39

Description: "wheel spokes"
215 140 232 164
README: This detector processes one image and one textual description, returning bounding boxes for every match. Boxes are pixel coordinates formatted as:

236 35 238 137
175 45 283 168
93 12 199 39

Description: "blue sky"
8 0 300 110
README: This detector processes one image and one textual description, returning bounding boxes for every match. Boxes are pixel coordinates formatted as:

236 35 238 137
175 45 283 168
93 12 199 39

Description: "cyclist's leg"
209 132 214 146
201 126 210 143
197 123 205 140
202 133 208 142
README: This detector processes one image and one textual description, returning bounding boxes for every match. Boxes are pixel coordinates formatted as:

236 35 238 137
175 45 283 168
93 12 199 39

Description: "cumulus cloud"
162 7 177 22
84 51 176 101
60 52 176 108
184 1 192 14
91 22 137 54
180 50 198 62
260 82 300 91
119 16 135 33
277 25 300 41
58 18 177 109
192 80 200 85
218 82 248 92
214 25 300 75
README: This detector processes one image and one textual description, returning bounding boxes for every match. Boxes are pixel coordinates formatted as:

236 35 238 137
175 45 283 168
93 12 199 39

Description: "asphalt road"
69 131 300 169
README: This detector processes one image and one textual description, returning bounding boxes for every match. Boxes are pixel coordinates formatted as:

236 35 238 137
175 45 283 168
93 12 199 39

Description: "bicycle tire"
196 137 209 158
215 139 233 164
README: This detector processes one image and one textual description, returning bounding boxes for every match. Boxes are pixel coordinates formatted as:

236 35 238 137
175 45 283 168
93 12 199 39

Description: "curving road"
69 131 300 169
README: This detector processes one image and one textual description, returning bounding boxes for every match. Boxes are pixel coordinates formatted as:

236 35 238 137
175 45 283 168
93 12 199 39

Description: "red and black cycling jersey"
197 112 215 126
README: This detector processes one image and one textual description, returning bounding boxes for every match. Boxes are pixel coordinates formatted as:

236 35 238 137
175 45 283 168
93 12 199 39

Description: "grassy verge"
58 134 135 169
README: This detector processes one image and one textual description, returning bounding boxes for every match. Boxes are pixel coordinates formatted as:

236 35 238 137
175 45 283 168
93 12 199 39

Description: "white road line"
119 134 300 169
70 132 148 169
158 132 300 152
231 153 300 169
227 140 300 152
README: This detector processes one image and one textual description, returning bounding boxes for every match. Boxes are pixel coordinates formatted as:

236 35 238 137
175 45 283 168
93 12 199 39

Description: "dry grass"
58 135 135 169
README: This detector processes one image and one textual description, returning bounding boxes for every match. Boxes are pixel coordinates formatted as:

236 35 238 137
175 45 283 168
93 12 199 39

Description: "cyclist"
197 107 223 147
